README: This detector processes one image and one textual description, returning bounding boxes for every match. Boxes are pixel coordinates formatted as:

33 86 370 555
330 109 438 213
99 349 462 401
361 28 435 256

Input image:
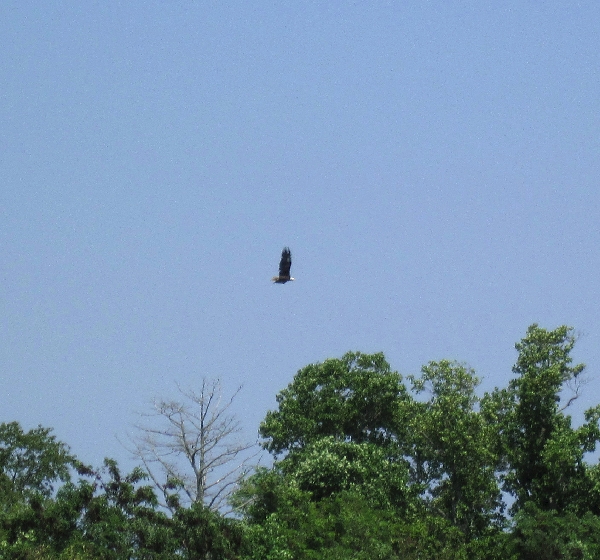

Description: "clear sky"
1 2 599 469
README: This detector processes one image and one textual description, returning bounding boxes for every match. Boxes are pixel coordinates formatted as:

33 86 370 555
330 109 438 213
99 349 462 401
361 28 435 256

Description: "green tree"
260 352 410 456
247 493 403 560
508 502 600 560
283 437 410 507
238 481 475 560
484 324 600 514
0 425 246 559
1 458 168 558
408 361 504 538
0 422 77 507
171 502 245 560
239 353 422 558
235 436 413 523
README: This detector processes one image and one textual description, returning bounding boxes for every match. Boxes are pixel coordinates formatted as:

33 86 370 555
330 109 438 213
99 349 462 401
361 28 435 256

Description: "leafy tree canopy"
4 325 600 559
260 351 410 456
0 422 77 506
483 324 600 514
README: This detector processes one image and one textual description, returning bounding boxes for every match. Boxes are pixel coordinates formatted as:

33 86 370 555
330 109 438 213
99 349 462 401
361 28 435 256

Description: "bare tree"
129 379 257 513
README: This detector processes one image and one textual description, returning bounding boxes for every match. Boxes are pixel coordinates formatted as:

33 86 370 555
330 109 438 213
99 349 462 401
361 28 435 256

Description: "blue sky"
1 1 599 469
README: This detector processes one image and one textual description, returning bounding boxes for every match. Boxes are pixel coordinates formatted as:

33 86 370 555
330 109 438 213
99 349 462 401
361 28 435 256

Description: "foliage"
259 352 410 456
0 422 77 506
483 324 600 515
408 360 505 538
4 325 600 557
282 437 411 508
1 451 245 559
509 502 600 559
242 330 600 557
238 485 515 560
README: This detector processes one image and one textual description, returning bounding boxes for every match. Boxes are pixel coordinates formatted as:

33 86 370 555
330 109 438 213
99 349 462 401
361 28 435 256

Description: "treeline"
2 324 600 559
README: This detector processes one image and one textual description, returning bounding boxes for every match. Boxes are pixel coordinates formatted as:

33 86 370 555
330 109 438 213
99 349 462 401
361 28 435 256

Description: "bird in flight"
272 247 294 284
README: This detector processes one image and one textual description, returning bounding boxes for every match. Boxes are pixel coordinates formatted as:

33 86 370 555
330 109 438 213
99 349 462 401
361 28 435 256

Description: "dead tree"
130 379 257 513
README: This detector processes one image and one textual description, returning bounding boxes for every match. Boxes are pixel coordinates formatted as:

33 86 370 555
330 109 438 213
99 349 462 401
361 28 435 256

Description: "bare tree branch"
127 379 259 514
560 374 589 413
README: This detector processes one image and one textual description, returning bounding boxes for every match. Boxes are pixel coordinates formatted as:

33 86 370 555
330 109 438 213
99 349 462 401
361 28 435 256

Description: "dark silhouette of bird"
272 247 294 284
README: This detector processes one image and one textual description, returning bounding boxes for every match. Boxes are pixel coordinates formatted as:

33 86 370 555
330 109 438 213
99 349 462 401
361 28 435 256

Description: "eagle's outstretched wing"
279 247 292 278
272 247 294 283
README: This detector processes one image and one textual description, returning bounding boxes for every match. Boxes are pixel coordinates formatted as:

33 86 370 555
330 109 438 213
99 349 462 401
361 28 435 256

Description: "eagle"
272 247 294 284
